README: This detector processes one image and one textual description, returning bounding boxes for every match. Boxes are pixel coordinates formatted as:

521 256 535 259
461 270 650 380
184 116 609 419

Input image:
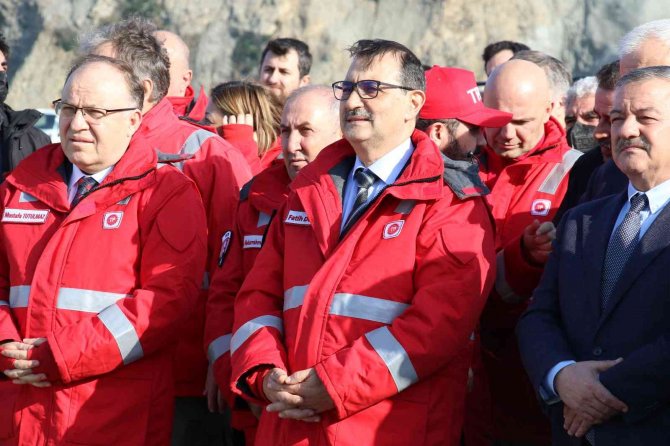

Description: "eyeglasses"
332 80 414 100
52 99 138 122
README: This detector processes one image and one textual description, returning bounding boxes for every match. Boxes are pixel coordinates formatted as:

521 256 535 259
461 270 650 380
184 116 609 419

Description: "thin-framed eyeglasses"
332 80 414 101
52 99 138 122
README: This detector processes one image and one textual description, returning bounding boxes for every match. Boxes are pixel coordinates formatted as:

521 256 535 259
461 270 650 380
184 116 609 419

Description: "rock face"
3 0 670 108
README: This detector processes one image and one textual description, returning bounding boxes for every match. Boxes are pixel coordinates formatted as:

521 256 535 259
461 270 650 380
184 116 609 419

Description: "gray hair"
619 19 670 57
566 76 598 108
616 65 670 88
285 84 339 117
79 17 169 104
513 50 572 103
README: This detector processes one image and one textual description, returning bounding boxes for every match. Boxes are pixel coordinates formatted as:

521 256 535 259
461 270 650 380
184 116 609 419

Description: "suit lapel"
582 192 626 322
599 198 670 325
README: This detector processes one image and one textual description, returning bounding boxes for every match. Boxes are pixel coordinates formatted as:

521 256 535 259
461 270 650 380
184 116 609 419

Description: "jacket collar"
249 160 291 213
136 98 179 144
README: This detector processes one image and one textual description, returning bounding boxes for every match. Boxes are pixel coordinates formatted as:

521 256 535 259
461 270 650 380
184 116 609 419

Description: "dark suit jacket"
580 159 628 203
517 191 670 446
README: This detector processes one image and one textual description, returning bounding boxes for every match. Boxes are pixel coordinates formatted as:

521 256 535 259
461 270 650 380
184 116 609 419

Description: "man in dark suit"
518 65 670 445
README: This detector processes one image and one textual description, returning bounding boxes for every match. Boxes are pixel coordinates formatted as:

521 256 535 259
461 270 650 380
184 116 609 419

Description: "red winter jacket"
473 117 582 444
167 85 208 122
134 98 252 396
0 142 207 446
205 160 290 439
219 124 282 176
231 130 496 446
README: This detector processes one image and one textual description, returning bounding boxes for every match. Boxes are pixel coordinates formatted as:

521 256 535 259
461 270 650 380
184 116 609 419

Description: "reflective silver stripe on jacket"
19 192 38 203
57 288 127 313
330 293 409 324
0 300 8 307
537 149 582 195
175 129 215 171
207 334 232 363
257 212 271 228
283 285 308 311
494 250 524 304
9 286 30 308
365 326 418 392
98 305 144 365
230 315 283 355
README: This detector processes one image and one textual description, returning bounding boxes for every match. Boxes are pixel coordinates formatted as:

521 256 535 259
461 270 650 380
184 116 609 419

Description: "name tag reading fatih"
2 208 49 224
285 210 310 226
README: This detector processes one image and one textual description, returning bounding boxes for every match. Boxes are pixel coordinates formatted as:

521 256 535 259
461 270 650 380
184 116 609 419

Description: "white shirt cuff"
541 360 576 402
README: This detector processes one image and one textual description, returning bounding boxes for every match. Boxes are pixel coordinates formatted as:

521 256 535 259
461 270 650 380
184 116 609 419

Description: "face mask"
0 71 8 104
567 122 597 153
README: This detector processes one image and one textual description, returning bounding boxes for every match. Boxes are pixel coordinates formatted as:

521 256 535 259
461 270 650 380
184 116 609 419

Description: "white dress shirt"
67 165 113 203
340 138 414 230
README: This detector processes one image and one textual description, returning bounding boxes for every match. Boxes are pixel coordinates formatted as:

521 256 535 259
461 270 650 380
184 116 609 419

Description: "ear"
406 90 426 120
183 70 193 86
142 78 155 109
128 110 143 136
426 122 448 148
543 99 554 124
299 74 311 87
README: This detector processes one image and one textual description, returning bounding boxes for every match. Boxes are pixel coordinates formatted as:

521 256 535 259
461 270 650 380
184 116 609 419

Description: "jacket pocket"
0 381 20 440
63 376 151 445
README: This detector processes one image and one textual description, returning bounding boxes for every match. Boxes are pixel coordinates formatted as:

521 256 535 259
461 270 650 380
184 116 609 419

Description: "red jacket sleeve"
221 124 262 175
45 174 208 383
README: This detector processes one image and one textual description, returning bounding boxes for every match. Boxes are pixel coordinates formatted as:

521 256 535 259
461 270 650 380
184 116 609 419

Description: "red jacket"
220 124 282 176
231 130 496 446
167 85 208 122
204 160 290 437
134 98 252 396
0 142 207 445
474 117 582 443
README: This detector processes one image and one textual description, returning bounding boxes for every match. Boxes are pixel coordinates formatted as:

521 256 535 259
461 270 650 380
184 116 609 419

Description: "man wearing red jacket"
204 85 341 445
81 17 252 444
229 39 496 446
0 55 207 445
469 59 582 445
155 29 208 122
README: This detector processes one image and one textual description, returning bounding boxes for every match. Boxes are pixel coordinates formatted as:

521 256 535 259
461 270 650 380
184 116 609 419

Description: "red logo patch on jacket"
103 212 124 229
530 199 551 216
383 220 405 239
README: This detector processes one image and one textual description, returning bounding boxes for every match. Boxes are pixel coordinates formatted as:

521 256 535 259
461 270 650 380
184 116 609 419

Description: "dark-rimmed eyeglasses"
332 80 414 100
52 99 138 122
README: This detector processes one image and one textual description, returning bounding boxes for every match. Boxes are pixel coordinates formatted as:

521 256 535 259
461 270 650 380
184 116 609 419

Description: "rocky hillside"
2 0 669 109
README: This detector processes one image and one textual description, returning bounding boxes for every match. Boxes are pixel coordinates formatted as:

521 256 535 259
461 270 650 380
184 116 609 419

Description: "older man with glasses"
0 55 207 445
228 39 496 446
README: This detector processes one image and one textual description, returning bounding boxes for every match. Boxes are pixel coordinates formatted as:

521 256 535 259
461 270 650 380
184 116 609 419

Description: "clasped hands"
1 337 51 387
555 359 628 438
262 367 335 422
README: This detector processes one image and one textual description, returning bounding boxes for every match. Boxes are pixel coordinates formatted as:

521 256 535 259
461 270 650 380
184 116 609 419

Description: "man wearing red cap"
417 66 512 160
468 59 582 446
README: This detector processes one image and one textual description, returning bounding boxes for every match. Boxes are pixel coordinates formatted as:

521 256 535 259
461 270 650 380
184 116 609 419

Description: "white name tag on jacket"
243 235 263 249
285 210 310 226
2 208 49 224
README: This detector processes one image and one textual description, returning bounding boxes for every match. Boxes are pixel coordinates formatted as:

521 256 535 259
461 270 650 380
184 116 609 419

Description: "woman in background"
206 81 282 174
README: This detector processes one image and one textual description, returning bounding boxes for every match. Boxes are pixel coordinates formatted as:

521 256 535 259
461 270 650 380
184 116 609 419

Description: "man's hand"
563 405 594 437
223 114 254 128
522 220 556 264
266 368 334 422
1 338 51 387
555 359 627 423
205 363 226 413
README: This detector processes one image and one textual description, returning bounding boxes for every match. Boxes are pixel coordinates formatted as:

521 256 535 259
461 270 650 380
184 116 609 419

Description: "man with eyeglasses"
0 55 207 445
229 39 496 445
81 18 252 444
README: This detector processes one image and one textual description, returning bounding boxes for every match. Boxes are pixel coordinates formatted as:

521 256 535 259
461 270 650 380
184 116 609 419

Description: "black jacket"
0 103 50 177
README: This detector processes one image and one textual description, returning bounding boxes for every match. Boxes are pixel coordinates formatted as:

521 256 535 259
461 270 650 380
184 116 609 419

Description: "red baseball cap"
420 66 512 127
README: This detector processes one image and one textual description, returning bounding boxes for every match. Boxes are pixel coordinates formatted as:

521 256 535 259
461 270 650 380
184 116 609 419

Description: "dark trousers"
171 396 234 446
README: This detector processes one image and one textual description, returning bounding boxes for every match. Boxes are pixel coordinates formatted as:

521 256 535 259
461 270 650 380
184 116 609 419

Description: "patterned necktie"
600 193 648 310
72 176 98 207
344 168 377 229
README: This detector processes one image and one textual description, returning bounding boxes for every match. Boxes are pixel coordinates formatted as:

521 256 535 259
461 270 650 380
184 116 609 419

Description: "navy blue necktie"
344 168 376 230
72 176 98 207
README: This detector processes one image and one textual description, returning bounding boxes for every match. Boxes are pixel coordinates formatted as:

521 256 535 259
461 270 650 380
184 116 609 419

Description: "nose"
593 117 609 141
68 108 90 131
614 115 639 140
285 129 302 154
267 69 279 84
499 123 515 140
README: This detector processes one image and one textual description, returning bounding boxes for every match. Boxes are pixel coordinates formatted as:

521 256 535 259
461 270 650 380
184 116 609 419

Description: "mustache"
616 136 651 152
345 109 372 120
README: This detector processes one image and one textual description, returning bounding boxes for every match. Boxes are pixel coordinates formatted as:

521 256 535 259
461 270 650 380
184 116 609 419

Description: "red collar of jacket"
248 159 291 213
6 139 158 212
166 85 208 122
481 116 568 175
291 129 444 201
137 98 180 141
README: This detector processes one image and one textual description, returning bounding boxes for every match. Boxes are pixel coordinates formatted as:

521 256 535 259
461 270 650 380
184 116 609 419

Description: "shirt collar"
352 138 414 186
627 177 670 214
69 164 114 191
